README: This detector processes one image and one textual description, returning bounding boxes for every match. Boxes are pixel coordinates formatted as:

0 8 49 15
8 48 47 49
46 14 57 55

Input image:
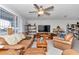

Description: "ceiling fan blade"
29 11 36 13
44 6 54 11
44 12 50 15
33 4 39 10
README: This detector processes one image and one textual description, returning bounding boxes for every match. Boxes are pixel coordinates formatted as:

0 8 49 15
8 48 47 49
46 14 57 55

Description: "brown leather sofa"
62 49 79 55
24 48 46 55
53 33 74 50
0 35 34 55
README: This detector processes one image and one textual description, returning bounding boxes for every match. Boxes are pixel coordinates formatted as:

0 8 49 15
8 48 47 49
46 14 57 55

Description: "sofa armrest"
0 37 8 45
2 45 24 50
53 39 71 45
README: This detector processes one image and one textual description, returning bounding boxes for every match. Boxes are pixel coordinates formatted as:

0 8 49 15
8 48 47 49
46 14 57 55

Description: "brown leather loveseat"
53 33 74 50
0 35 34 55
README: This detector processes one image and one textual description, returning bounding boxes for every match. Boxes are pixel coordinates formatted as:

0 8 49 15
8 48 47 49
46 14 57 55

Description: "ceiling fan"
29 4 54 16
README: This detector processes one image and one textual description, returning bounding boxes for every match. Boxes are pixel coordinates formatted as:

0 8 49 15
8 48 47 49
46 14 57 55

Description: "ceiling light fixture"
38 11 44 15
29 4 54 17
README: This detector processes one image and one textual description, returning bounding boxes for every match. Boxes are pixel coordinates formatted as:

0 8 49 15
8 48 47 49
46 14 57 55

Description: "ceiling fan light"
38 11 44 15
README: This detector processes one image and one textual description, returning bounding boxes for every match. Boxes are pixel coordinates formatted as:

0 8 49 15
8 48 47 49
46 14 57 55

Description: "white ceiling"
2 4 79 20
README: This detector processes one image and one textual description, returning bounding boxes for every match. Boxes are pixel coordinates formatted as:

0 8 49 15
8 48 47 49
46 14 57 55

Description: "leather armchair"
53 33 74 50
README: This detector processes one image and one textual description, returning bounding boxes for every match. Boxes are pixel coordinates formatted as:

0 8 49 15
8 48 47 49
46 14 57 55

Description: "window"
0 19 11 34
0 19 11 29
0 7 17 35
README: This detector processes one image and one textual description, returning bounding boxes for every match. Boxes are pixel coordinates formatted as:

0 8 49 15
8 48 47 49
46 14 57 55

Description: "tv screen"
38 25 50 32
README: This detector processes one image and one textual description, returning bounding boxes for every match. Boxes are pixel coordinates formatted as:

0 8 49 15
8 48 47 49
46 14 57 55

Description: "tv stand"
36 32 57 39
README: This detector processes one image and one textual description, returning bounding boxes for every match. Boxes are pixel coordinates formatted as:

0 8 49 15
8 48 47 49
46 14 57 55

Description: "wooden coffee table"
37 38 47 51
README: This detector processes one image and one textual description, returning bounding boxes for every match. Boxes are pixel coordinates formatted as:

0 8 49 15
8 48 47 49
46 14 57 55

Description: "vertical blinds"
0 7 16 27
0 7 15 20
0 7 17 34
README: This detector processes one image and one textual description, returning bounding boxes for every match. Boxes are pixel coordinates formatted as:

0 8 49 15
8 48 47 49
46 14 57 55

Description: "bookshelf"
25 24 37 35
66 22 79 39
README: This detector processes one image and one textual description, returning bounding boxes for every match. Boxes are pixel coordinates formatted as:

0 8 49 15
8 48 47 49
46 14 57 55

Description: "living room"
0 4 79 55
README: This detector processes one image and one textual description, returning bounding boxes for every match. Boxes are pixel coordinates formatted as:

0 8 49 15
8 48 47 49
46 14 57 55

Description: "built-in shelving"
25 24 37 35
66 22 79 39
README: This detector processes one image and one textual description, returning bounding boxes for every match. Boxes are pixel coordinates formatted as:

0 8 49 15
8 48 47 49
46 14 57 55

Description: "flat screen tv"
38 25 50 32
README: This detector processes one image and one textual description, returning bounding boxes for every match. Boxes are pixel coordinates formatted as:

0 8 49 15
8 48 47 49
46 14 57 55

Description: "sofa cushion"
19 40 29 45
24 48 45 55
18 35 34 49
64 33 73 41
